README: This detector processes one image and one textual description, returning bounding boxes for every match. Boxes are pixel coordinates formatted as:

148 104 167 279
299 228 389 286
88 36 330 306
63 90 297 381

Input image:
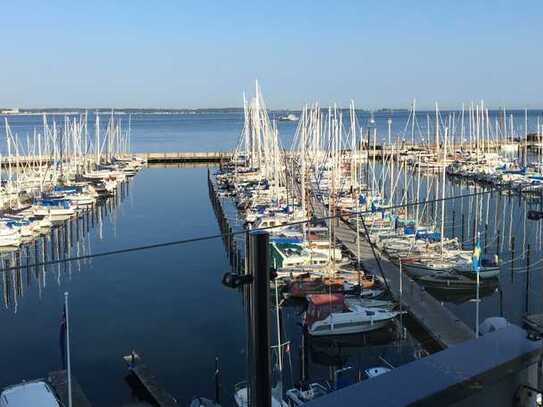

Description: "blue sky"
1 1 542 109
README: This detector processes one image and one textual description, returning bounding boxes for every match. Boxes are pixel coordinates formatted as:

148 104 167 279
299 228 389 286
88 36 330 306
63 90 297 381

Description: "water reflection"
0 181 130 312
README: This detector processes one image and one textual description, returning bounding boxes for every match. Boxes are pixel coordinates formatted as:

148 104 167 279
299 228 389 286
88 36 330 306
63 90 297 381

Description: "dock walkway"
123 352 178 407
48 370 92 407
1 141 523 167
312 199 474 349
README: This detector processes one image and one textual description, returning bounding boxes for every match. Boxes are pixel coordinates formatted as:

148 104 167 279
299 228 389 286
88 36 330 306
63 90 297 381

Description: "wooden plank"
48 370 92 407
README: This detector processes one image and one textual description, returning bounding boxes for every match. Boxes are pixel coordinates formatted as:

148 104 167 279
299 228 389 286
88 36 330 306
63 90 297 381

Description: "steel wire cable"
0 185 503 273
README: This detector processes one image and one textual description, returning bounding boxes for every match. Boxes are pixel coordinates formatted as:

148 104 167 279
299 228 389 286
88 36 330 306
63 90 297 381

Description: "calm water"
1 113 543 405
1 109 543 154
0 168 248 405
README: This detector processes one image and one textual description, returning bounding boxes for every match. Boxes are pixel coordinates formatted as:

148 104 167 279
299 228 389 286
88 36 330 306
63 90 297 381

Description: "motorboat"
285 383 329 405
32 198 75 221
190 397 222 407
233 382 287 407
0 380 61 407
0 225 21 247
279 113 299 122
304 294 400 336
364 366 392 379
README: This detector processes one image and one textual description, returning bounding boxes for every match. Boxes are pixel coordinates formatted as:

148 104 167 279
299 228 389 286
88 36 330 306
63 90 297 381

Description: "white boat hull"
309 319 391 336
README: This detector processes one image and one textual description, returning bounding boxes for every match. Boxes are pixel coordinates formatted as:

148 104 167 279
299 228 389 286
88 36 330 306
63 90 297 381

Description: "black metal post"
248 231 271 407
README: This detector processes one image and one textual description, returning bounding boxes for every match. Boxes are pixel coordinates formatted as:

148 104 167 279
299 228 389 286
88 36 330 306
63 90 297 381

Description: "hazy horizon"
3 105 543 112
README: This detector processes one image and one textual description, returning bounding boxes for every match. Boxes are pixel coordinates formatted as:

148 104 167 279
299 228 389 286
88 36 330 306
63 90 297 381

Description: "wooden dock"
311 199 474 349
207 169 244 274
143 152 232 164
0 140 526 168
0 151 233 167
48 370 92 407
123 352 178 407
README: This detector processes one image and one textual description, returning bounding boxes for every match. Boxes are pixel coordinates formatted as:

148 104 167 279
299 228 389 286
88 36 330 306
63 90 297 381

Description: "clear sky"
1 1 542 109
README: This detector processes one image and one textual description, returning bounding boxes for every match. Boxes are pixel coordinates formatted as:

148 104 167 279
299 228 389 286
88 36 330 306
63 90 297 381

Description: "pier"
311 198 475 349
207 165 475 349
207 169 244 275
0 139 529 168
48 370 92 407
143 152 232 164
123 351 178 407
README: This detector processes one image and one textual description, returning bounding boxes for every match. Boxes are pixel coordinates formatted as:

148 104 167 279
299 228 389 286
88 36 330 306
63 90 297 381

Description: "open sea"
1 111 543 405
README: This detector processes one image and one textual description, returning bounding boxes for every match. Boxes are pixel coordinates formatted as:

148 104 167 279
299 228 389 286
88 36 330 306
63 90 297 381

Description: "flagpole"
65 292 73 407
476 266 480 338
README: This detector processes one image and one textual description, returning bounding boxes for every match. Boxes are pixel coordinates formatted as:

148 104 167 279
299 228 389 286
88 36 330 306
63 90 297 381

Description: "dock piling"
511 236 516 283
525 245 531 314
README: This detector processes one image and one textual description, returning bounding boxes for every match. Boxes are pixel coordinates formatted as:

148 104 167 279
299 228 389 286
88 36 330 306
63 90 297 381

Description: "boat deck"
312 199 475 349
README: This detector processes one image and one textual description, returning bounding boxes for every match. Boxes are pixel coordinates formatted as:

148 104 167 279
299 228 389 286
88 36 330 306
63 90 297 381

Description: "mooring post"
496 229 501 256
63 220 69 255
51 228 56 260
511 236 516 283
499 287 503 317
525 244 531 314
452 210 456 235
25 245 30 288
34 240 39 278
248 231 271 407
484 223 488 253
461 214 465 246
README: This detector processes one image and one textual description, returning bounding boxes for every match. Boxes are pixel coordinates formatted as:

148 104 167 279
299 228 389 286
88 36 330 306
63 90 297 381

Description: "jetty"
48 370 92 407
207 169 244 274
123 351 178 407
1 139 529 168
142 152 232 164
311 198 475 349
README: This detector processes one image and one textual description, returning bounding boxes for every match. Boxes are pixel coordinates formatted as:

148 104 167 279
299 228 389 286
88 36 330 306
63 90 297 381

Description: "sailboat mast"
411 99 416 145
95 114 100 166
440 127 448 254
435 102 440 158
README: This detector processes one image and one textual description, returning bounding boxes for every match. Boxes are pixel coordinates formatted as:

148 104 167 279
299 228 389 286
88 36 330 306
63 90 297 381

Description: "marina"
205 87 543 405
4 1 543 406
1 103 543 405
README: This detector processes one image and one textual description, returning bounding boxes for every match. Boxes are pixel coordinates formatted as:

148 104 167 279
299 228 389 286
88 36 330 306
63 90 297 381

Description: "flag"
60 305 67 370
472 237 481 273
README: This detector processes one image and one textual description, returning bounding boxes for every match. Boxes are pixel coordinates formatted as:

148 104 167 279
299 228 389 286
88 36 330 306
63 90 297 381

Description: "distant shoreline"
1 107 542 116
